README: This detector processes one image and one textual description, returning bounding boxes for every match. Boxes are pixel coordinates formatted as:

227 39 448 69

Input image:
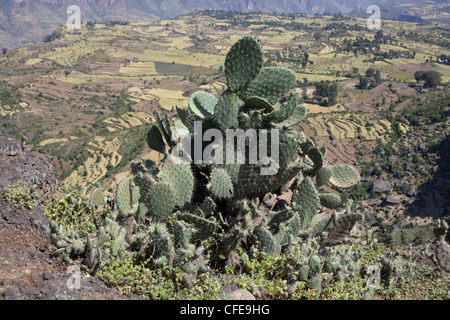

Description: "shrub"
2 181 39 210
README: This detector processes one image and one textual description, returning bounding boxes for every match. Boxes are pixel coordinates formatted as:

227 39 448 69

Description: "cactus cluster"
50 36 363 280
285 238 364 290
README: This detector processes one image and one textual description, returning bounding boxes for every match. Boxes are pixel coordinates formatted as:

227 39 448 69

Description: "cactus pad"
329 164 361 188
244 67 296 104
189 91 217 119
149 182 176 221
208 168 234 199
225 35 264 91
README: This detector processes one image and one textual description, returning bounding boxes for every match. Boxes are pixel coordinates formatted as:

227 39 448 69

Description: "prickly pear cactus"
49 35 363 282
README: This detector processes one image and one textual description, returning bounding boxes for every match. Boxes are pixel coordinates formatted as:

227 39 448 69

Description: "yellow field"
303 102 345 114
39 42 106 67
103 112 154 131
39 136 78 146
64 137 122 189
305 113 405 141
25 58 42 65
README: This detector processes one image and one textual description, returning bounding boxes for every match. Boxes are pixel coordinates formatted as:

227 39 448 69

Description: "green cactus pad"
199 197 216 215
225 35 264 91
316 167 332 187
177 213 217 241
319 146 327 158
189 91 217 119
148 182 176 221
215 92 244 131
222 226 244 255
244 96 274 112
90 187 103 209
177 106 198 132
116 178 131 217
267 210 295 225
319 193 342 209
263 91 298 123
304 147 324 177
240 110 263 130
309 255 321 274
131 185 140 205
277 105 308 128
147 125 166 154
208 168 234 199
329 164 361 188
279 131 298 169
174 120 190 138
309 276 322 290
155 112 174 149
174 220 196 249
292 177 320 229
244 67 296 104
111 228 126 257
254 225 278 255
161 158 194 208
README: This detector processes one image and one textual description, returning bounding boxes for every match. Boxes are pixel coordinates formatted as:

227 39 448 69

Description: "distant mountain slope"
348 0 450 24
0 0 424 48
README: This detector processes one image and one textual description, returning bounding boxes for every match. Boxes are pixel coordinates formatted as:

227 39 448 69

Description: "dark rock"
372 179 391 193
407 189 417 197
43 271 54 281
10 280 23 287
19 286 41 297
2 287 20 299
36 280 57 296
329 135 336 141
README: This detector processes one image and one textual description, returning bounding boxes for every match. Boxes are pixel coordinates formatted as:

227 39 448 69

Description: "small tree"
2 48 7 55
414 70 442 88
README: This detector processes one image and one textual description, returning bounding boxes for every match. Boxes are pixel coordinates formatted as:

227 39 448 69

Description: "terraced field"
64 137 122 189
305 112 403 142
103 112 154 132
0 11 447 192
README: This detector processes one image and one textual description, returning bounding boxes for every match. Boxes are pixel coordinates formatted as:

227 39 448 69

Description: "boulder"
228 289 256 300
372 179 391 193
386 195 401 205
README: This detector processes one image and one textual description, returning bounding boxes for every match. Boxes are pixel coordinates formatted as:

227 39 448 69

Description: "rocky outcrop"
372 179 392 193
0 134 125 300
0 134 22 156
0 133 56 235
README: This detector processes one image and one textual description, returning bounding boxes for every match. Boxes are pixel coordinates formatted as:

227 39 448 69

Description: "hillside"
0 0 424 49
0 10 449 300
348 0 450 24
1 11 448 191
